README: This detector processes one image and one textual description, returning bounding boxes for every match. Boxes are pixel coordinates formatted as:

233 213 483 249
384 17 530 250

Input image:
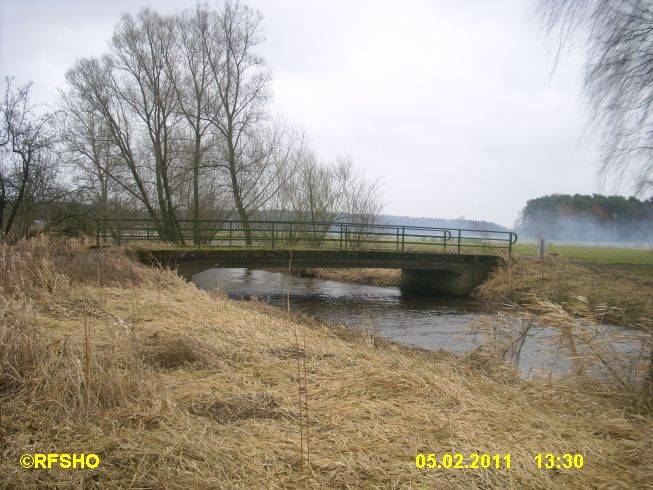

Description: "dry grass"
296 268 401 287
1 238 652 488
475 255 653 330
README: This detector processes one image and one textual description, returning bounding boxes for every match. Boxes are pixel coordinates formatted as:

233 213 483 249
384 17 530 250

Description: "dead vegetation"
471 255 653 401
295 268 401 287
474 255 653 330
1 238 652 488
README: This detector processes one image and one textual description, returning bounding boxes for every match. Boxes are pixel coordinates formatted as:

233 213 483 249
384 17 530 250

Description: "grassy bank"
475 256 653 331
1 238 652 488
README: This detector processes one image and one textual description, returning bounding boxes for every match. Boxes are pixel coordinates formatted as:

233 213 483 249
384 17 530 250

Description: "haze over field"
0 0 647 227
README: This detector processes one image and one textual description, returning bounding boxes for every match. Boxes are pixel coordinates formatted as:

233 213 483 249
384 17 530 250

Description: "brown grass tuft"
140 332 217 370
188 392 287 423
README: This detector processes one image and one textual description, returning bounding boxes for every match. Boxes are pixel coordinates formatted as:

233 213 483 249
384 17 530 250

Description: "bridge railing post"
457 229 461 254
443 230 447 252
271 222 275 249
509 232 517 257
401 226 405 251
339 224 343 249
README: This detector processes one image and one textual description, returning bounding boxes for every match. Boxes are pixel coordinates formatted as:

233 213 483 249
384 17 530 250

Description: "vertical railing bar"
457 229 461 254
271 221 275 249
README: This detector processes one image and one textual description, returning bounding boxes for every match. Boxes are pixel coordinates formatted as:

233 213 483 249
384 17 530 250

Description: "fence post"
457 229 461 254
401 226 405 251
396 227 400 250
289 222 293 247
271 222 275 249
117 220 122 246
443 230 447 251
95 219 100 246
229 221 232 246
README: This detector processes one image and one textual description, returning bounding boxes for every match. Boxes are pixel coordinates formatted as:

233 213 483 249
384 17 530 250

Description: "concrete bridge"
135 248 503 296
98 218 515 296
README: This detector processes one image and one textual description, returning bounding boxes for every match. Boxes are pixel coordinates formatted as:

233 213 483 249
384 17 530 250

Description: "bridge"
96 219 517 296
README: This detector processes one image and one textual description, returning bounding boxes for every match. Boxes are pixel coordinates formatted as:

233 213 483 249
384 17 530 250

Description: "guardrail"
95 218 518 256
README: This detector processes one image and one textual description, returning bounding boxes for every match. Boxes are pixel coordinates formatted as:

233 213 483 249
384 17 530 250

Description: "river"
190 267 648 381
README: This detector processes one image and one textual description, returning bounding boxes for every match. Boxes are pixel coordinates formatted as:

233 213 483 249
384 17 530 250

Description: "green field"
513 242 653 264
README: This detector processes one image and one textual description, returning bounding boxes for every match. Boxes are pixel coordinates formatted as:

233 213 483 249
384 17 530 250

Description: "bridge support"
136 248 501 296
399 263 495 297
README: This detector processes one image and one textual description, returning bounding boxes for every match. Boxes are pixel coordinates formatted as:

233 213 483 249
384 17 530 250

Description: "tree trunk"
192 133 201 245
4 152 30 238
0 173 6 235
227 134 251 245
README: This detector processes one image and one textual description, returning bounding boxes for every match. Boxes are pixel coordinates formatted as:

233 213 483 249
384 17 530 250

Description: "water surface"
191 267 647 380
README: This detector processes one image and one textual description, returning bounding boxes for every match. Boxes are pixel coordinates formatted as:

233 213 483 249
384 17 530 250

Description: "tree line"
517 194 653 243
0 2 382 244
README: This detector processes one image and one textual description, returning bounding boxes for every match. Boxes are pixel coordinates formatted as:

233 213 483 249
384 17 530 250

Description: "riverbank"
475 256 653 330
294 267 401 287
1 238 651 488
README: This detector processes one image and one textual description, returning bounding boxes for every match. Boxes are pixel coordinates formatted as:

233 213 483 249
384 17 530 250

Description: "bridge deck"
134 247 501 270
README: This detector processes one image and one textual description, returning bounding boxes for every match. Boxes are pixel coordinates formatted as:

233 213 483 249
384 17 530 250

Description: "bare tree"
539 0 653 194
0 78 58 239
59 2 379 246
278 151 383 246
202 1 273 244
168 5 217 243
65 10 186 242
58 94 117 228
333 157 383 248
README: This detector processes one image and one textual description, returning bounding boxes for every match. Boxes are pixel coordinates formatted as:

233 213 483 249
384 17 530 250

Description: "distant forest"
382 215 508 232
517 194 653 244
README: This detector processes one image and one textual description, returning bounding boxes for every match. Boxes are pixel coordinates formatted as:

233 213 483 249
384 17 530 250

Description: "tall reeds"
472 256 652 400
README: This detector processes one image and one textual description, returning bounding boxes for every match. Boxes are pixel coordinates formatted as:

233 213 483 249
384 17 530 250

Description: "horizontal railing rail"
95 218 518 256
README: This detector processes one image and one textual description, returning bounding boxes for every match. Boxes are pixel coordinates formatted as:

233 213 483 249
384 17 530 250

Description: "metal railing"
95 218 518 255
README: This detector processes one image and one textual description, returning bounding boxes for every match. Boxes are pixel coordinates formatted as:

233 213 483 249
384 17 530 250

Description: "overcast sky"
0 0 636 227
